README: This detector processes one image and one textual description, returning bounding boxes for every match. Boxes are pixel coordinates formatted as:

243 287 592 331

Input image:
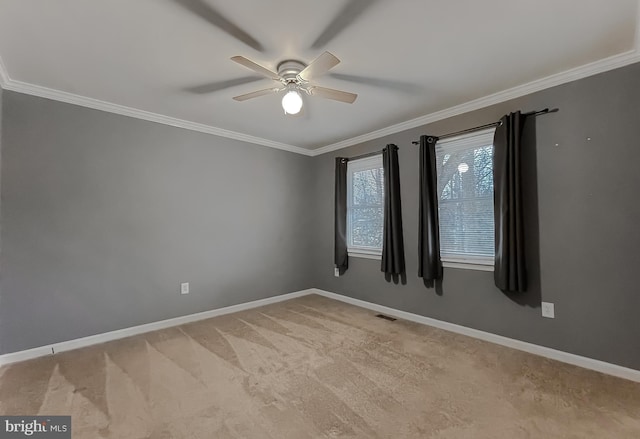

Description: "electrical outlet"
181 282 189 295
541 301 555 318
334 267 340 277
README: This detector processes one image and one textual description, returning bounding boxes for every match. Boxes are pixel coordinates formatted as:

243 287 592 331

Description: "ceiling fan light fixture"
282 89 303 115
230 52 356 111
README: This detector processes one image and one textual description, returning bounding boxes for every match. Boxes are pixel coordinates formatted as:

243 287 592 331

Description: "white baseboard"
311 289 640 383
3 287 639 383
0 289 314 367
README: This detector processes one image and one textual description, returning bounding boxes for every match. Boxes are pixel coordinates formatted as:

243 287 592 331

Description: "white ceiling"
0 0 639 153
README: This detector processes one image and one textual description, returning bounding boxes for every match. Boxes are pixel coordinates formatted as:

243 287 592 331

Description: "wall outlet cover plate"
541 301 555 318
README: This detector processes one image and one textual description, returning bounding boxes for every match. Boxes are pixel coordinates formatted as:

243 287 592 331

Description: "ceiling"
0 0 639 154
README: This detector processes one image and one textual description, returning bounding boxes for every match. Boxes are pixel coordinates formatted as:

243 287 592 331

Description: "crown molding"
309 49 640 156
2 45 639 157
1 73 313 156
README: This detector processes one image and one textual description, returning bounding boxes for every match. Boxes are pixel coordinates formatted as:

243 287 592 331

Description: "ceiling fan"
230 51 357 115
172 0 403 116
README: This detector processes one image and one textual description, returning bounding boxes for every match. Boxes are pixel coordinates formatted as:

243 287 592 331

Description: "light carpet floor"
1 294 639 438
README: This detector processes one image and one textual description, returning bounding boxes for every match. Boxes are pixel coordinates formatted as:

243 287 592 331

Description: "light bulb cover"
282 90 303 114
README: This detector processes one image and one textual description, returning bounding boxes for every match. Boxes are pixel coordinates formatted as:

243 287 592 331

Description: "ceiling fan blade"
172 0 264 52
310 0 377 49
308 86 357 104
298 52 340 81
233 87 282 102
231 56 281 80
329 73 416 94
185 76 264 94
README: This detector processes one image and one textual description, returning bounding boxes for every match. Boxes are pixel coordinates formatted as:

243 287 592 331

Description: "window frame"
436 128 496 271
346 154 384 260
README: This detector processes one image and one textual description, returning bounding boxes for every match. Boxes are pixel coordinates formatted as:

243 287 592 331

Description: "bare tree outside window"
436 140 495 261
347 156 385 252
350 167 384 248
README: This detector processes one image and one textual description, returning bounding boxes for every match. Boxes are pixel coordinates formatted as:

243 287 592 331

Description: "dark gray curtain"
334 157 349 273
381 144 405 275
493 112 527 292
418 135 443 281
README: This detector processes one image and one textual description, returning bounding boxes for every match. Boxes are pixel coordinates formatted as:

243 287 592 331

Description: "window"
435 129 495 269
347 155 384 258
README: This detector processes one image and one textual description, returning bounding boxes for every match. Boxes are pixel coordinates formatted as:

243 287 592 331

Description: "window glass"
347 155 384 255
435 130 495 265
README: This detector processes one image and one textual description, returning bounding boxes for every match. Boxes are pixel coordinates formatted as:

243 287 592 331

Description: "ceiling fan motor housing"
230 52 356 104
277 60 307 83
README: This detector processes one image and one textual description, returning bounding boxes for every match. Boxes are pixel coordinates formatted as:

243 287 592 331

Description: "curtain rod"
410 108 558 145
341 149 384 162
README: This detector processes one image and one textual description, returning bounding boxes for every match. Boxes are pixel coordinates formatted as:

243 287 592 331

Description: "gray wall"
0 91 314 354
0 86 3 262
310 62 640 371
2 62 640 370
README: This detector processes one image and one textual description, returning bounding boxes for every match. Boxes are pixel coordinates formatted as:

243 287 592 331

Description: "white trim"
348 154 383 170
1 48 639 156
0 54 9 89
310 49 640 157
636 0 640 49
0 76 312 156
348 251 382 260
2 287 639 382
0 289 315 366
437 132 496 266
436 127 495 149
441 255 494 266
311 288 640 383
346 154 384 255
442 261 494 272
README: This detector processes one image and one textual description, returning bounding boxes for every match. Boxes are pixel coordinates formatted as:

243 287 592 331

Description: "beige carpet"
1 294 639 438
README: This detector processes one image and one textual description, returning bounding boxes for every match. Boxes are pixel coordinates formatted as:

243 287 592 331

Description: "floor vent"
375 314 397 322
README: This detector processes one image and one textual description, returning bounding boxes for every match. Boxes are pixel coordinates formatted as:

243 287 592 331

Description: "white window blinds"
347 155 384 255
435 130 495 265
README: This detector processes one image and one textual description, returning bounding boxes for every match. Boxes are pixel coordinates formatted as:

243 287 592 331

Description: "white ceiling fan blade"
185 76 263 94
233 87 282 101
298 52 340 81
310 0 377 49
308 86 357 103
231 56 281 80
172 0 265 52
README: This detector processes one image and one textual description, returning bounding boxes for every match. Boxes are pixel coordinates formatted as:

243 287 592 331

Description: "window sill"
348 251 382 261
346 254 492 268
442 260 494 272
